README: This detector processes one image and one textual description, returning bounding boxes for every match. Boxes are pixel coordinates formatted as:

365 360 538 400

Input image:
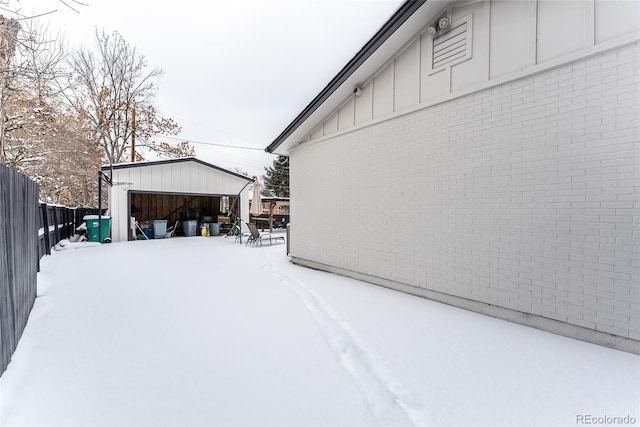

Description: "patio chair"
224 211 245 242
246 222 284 246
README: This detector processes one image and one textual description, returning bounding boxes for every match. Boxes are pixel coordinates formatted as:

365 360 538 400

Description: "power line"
158 134 269 152
134 135 282 177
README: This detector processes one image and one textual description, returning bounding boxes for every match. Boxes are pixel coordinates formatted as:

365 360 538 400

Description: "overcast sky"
10 0 403 177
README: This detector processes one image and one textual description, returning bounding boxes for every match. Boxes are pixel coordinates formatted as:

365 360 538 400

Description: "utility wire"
135 135 283 175
158 134 269 152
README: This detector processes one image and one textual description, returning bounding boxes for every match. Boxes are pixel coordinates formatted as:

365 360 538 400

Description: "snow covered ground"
1 236 638 426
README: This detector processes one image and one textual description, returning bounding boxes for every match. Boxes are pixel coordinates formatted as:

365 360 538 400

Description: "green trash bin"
84 215 111 243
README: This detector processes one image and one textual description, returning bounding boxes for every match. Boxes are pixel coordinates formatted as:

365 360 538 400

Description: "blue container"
210 223 220 236
154 220 168 239
183 220 197 237
144 228 154 239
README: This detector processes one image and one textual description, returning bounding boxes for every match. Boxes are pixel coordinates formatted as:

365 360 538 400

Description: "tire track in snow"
262 255 428 426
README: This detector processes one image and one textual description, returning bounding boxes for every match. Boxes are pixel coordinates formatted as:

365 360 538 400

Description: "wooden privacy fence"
0 164 39 377
0 165 99 376
38 204 99 258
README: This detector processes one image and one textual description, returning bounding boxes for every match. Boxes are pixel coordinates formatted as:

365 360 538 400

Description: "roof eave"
100 157 253 182
265 0 426 154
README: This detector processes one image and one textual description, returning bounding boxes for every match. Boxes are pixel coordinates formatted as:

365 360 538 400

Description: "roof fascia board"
101 157 252 182
266 0 426 154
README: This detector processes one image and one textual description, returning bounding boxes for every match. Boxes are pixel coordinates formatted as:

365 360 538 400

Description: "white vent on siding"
428 14 472 75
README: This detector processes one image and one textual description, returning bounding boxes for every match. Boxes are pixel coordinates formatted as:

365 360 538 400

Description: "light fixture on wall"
353 87 362 97
426 15 450 37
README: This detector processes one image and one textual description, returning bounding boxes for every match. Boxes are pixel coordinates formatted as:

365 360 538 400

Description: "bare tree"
3 17 69 168
0 0 86 162
15 18 68 101
0 15 20 162
63 29 193 164
2 17 103 206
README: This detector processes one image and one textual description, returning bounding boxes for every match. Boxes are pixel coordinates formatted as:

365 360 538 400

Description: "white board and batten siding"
107 159 251 242
300 0 640 141
288 0 640 352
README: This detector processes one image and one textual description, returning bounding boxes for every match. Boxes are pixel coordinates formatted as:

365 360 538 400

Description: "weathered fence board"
0 165 39 376
0 165 103 376
36 205 100 258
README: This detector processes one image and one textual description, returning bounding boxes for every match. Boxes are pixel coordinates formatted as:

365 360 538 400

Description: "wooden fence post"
40 203 50 256
52 207 59 244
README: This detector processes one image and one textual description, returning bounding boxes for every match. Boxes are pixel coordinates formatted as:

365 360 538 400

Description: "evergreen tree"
263 155 289 197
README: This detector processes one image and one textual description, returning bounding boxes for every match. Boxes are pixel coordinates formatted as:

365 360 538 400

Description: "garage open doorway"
128 191 239 240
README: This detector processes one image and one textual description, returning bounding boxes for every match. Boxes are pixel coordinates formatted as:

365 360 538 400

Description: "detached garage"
102 158 253 242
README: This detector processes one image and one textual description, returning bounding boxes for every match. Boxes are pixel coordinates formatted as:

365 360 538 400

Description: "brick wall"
290 42 640 343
